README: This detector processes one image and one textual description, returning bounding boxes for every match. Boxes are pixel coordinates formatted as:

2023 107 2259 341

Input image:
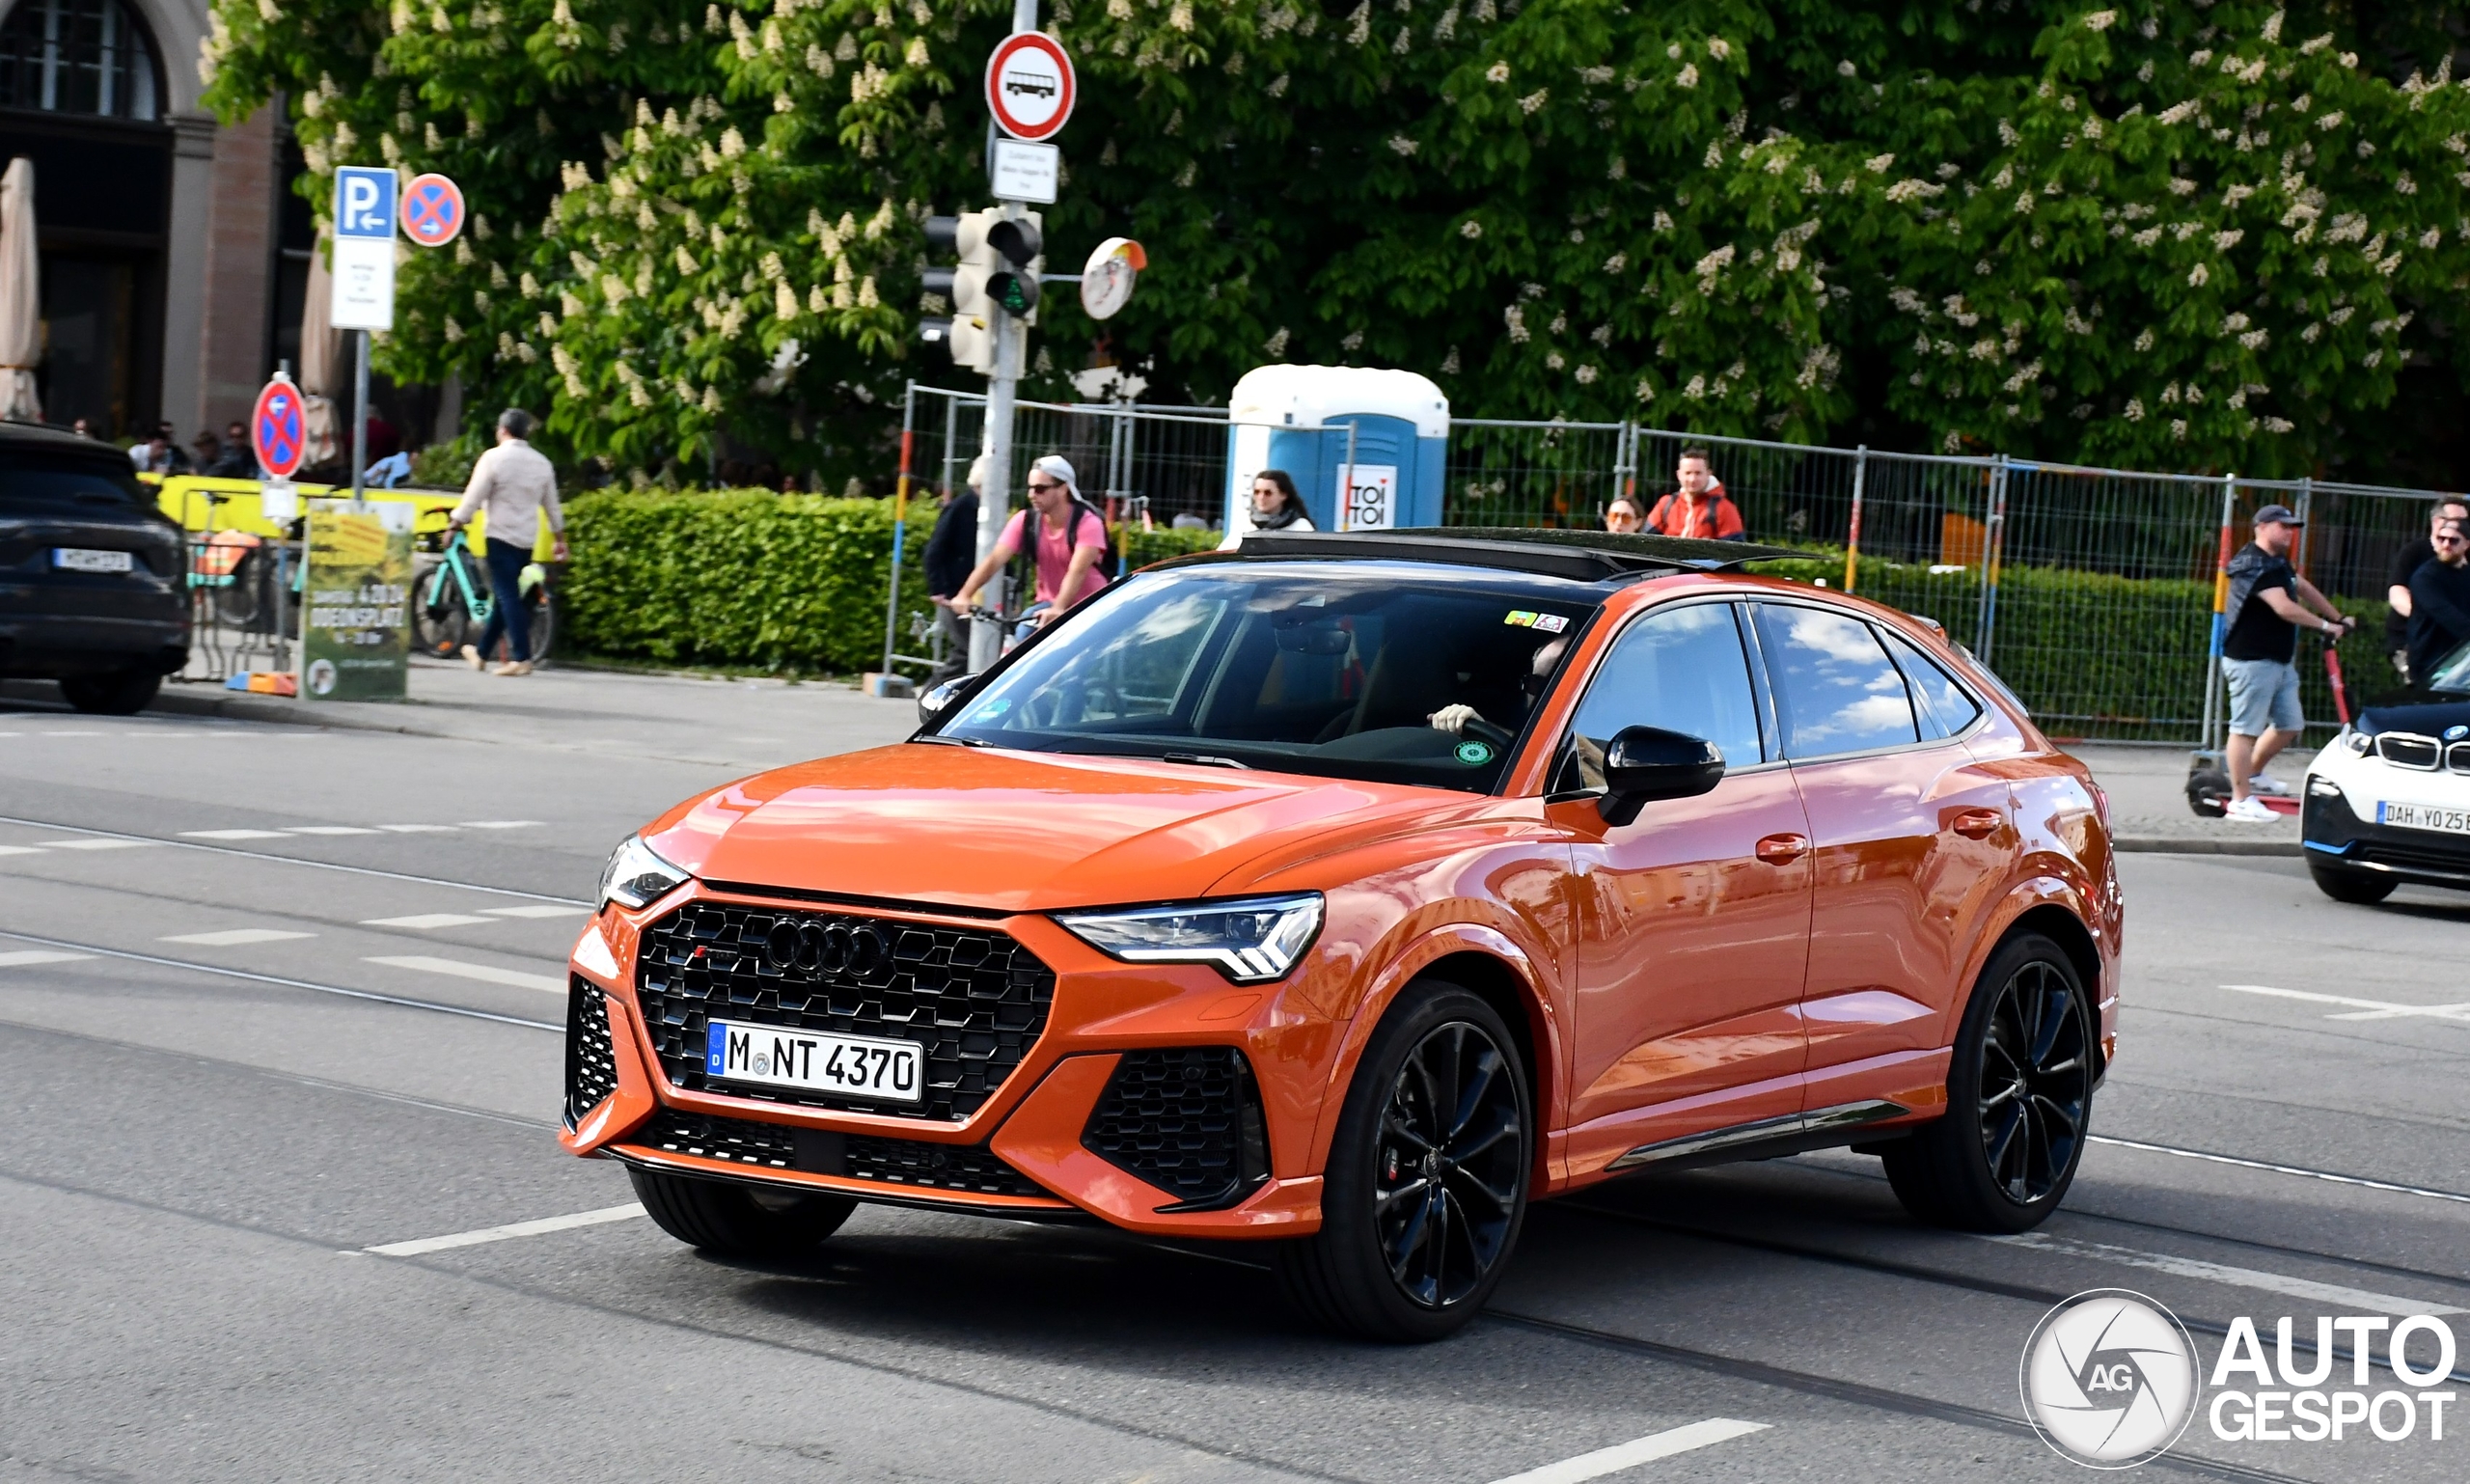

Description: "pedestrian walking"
950 453 1109 633
1604 494 1644 535
1644 448 1746 540
1218 469 1314 549
921 455 983 683
2404 517 2470 683
446 408 568 676
2384 496 2469 683
2219 504 2355 820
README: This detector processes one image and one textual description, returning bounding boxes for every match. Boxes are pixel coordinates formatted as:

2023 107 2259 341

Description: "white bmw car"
2303 640 2470 903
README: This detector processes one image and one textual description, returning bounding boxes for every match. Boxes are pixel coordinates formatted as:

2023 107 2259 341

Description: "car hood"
642 743 1466 913
2355 700 2470 738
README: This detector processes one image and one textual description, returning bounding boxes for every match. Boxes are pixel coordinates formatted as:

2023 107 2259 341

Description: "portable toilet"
1221 365 1449 540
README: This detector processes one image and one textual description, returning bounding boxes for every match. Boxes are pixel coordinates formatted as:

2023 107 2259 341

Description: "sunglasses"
1027 481 1062 492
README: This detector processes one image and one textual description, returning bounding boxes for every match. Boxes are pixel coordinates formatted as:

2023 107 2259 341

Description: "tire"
2309 863 2398 904
1882 933 2094 1234
58 671 161 716
627 1166 857 1257
1276 981 1532 1342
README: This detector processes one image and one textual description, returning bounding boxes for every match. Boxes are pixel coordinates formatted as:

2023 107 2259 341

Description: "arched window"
0 0 161 122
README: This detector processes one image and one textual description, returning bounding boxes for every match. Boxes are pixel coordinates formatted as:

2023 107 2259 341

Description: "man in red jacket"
1645 447 1747 540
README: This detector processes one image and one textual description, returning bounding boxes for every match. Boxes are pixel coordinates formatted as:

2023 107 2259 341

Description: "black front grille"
1082 1048 1270 1210
2449 742 2470 775
634 899 1055 1121
2358 841 2470 878
627 1109 1051 1198
564 977 618 1129
2377 734 2441 768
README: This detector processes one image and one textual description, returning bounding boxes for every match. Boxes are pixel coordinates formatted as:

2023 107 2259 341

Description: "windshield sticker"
1503 609 1569 634
1530 613 1570 634
1455 740 1496 765
1504 610 1537 627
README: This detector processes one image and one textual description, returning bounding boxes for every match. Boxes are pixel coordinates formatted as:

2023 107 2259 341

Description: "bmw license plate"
704 1018 922 1104
52 547 132 573
2377 801 2470 835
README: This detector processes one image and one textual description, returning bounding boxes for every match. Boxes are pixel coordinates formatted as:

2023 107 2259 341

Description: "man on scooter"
2220 505 2355 822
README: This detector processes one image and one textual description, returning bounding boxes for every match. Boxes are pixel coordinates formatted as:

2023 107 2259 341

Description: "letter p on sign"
334 167 398 240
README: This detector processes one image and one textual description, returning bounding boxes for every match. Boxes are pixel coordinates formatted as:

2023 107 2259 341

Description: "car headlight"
600 833 689 909
2341 729 2373 756
1055 893 1324 983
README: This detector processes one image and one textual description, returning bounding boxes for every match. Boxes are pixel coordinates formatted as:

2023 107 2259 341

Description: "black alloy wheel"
1276 982 1532 1342
1374 1022 1525 1308
58 670 161 716
1883 933 2094 1233
2309 862 2398 904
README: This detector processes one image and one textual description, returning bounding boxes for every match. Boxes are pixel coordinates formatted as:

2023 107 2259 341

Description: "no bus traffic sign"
985 32 1074 142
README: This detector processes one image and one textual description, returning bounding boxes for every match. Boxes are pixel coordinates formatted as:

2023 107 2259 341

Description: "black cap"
2252 503 2303 527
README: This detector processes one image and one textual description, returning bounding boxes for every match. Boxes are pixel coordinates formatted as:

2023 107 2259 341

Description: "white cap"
1030 453 1078 496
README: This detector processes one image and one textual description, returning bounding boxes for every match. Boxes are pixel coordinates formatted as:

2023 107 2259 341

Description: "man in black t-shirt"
921 456 984 684
2387 496 2470 682
2219 505 2356 820
2406 519 2470 683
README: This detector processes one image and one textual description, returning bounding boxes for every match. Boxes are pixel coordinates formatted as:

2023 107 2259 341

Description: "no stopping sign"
986 32 1075 142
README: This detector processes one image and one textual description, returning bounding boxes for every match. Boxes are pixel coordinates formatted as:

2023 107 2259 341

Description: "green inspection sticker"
1455 740 1496 765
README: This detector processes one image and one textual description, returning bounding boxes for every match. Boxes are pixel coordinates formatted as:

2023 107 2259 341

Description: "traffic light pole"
966 0 1044 674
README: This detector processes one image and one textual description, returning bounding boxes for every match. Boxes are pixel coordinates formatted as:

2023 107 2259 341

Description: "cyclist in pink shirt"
950 453 1111 629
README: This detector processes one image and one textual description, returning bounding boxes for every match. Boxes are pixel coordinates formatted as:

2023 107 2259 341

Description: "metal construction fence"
892 383 2457 744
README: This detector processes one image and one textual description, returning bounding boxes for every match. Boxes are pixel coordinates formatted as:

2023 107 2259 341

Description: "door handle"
1951 809 2005 839
1754 833 1810 865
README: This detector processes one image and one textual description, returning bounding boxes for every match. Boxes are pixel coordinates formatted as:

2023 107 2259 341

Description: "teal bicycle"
413 515 557 662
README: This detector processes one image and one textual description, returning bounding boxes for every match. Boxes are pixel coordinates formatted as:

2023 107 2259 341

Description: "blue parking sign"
334 166 398 240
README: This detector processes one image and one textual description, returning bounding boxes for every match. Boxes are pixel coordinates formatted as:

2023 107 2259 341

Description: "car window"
1560 601 1764 790
937 563 1600 793
0 451 151 510
1752 602 1919 758
1881 630 1983 740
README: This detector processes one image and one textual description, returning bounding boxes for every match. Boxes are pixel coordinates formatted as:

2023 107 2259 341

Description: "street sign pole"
967 0 1048 674
351 330 370 507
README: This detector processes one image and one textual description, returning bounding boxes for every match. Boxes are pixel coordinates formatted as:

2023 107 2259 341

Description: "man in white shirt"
447 409 569 675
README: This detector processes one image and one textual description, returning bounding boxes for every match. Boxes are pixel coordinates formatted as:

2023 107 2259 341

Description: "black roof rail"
1204 528 1805 582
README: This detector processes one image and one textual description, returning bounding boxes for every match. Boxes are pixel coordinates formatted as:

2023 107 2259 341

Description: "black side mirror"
917 675 975 727
1599 726 1725 826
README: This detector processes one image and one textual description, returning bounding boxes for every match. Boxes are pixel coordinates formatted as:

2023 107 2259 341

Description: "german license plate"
2378 801 2470 835
53 547 132 573
703 1018 922 1104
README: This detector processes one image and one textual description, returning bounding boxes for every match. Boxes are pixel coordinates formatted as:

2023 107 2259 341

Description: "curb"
5 678 446 739
2112 837 2303 857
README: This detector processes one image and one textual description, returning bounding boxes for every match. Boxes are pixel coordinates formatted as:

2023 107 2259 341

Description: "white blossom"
1675 64 1698 89
2124 398 2145 422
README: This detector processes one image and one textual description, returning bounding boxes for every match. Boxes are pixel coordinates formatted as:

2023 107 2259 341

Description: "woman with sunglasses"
1218 469 1315 550
949 453 1111 631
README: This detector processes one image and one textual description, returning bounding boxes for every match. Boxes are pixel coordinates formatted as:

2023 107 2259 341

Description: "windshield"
932 561 1604 792
2428 638 2470 695
0 450 152 511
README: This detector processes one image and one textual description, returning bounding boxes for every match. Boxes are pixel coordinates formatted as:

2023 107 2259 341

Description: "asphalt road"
2 693 2465 1484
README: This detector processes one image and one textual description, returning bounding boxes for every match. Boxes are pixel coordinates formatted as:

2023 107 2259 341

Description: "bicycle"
413 514 558 663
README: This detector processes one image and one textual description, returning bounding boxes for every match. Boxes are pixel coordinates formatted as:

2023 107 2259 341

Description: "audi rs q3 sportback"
562 530 2122 1341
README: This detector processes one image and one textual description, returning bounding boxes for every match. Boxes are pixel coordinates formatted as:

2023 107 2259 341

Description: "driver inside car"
1426 635 1573 745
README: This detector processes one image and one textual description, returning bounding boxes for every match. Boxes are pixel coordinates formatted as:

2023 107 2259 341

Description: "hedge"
560 489 1220 673
560 492 2388 737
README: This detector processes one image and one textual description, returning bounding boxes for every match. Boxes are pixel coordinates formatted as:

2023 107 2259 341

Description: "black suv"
1 424 188 713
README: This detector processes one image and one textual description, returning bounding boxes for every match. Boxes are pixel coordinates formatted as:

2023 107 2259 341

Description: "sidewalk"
9 658 920 774
2066 742 2305 857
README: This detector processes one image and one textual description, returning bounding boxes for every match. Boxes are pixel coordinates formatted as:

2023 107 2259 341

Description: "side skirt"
1602 1099 1912 1175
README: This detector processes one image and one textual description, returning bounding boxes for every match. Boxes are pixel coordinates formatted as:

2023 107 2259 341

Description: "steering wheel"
1458 716 1516 750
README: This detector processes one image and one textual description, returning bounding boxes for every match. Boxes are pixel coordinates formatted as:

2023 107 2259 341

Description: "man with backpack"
948 453 1110 635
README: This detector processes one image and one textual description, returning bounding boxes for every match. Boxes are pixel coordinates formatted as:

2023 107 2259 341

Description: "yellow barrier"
147 474 560 560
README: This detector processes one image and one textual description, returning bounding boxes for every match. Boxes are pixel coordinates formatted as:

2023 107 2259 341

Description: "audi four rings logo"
2021 1291 2201 1469
761 919 890 977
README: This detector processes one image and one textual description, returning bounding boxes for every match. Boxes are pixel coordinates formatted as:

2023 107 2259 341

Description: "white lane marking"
0 949 92 966
159 928 316 947
365 1202 645 1257
289 826 381 836
458 820 543 830
480 903 590 920
180 829 295 840
1992 1233 2464 1318
1484 1419 1770 1484
2088 1134 2470 1206
0 845 44 856
362 913 494 930
40 730 102 737
2219 982 2470 1025
0 813 590 905
365 955 564 993
40 838 158 851
377 824 459 833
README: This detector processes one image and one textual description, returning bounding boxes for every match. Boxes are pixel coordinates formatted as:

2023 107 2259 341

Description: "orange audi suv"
563 530 2121 1340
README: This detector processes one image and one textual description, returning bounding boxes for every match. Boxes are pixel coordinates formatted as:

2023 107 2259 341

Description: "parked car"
563 529 2122 1341
0 424 189 713
2301 635 2470 902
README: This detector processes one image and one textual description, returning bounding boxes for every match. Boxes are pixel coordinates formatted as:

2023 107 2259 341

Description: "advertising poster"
301 499 412 701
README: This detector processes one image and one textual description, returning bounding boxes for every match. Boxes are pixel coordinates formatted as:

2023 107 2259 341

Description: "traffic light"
921 208 1043 374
